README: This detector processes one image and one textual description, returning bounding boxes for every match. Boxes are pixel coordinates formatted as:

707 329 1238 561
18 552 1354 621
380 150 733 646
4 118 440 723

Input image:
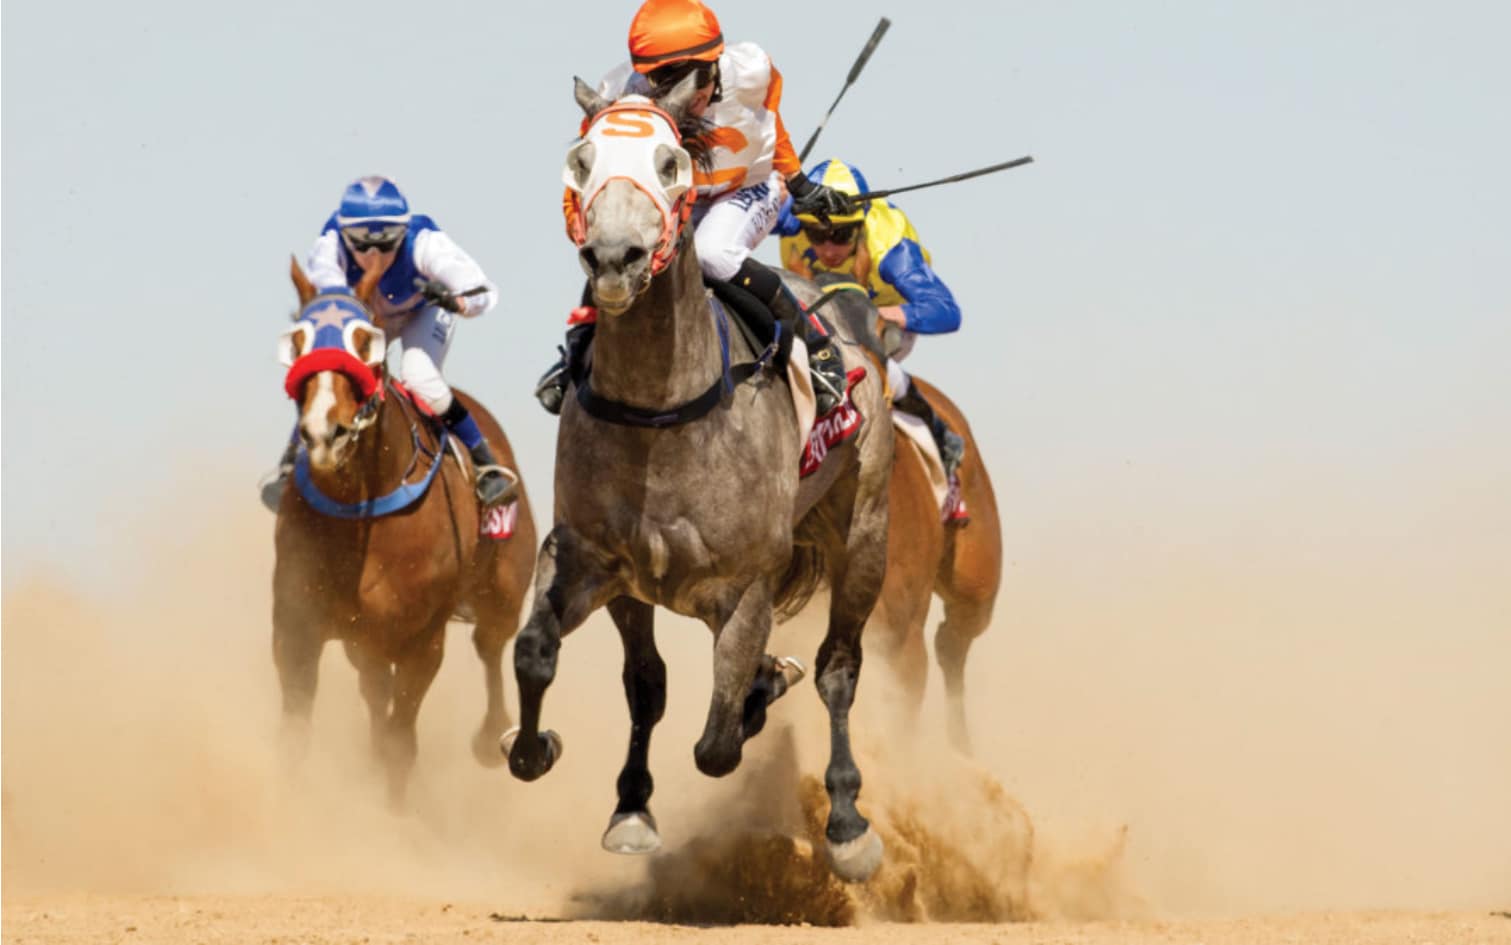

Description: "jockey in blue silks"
261 176 515 510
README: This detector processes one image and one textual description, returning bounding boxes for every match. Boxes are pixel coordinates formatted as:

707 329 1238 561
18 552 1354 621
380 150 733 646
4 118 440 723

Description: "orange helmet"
629 0 724 74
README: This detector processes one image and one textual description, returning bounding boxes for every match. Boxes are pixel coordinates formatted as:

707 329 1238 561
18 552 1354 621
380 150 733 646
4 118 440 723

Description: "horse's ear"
348 324 386 367
657 70 701 124
290 254 317 306
574 76 609 119
354 260 383 308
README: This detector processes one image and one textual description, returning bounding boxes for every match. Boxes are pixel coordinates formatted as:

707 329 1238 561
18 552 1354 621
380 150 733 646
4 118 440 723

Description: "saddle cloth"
892 411 950 512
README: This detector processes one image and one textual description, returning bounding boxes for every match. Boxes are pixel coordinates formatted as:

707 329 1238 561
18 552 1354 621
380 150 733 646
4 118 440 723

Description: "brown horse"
271 259 536 804
809 280 1002 754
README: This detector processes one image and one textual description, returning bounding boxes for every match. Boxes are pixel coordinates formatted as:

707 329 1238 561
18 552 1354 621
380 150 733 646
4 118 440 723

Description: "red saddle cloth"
799 367 868 478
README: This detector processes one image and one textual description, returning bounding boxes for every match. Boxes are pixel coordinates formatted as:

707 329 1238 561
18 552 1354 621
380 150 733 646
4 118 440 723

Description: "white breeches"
885 332 919 403
393 304 457 413
691 172 785 281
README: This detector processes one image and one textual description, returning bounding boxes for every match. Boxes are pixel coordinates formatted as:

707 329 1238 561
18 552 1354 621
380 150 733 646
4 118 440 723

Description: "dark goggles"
341 223 406 253
646 59 715 92
801 221 861 245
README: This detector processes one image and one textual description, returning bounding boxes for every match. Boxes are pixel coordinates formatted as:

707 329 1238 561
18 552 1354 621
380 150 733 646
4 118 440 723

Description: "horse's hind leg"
935 594 992 756
384 613 447 808
602 596 666 854
507 527 616 782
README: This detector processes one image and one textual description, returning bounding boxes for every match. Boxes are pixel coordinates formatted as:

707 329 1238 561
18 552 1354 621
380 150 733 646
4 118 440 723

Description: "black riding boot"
536 284 597 416
467 440 518 506
259 436 299 512
441 400 518 506
731 259 848 414
895 382 966 478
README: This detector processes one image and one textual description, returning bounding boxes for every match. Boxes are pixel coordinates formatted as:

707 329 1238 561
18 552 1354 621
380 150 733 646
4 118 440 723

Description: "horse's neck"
306 385 416 501
590 248 720 409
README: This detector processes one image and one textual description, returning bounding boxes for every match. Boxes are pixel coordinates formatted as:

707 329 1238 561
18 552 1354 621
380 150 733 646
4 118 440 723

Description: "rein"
570 296 780 429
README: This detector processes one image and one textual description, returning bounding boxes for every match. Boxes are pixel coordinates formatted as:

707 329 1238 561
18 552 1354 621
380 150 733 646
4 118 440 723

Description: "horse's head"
562 75 701 316
279 259 387 472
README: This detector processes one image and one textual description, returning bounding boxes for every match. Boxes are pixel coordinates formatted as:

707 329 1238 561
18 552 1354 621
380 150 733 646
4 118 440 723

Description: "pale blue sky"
3 0 1508 581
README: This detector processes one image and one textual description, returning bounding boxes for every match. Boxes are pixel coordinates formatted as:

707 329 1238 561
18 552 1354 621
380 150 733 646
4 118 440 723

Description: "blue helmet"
335 175 411 227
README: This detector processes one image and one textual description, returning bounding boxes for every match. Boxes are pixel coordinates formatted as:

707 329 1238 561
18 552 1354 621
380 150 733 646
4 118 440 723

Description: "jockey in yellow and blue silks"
775 159 966 475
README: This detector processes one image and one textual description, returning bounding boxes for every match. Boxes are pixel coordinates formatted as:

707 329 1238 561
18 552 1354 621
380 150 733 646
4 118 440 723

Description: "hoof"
775 655 806 689
500 726 563 781
472 727 509 768
601 810 662 854
826 826 884 883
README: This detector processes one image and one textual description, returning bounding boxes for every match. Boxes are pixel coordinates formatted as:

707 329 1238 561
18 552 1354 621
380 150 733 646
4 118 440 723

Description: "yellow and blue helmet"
791 159 869 226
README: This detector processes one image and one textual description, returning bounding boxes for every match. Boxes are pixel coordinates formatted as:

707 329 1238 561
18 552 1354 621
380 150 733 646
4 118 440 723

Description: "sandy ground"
3 894 1508 945
3 486 1509 941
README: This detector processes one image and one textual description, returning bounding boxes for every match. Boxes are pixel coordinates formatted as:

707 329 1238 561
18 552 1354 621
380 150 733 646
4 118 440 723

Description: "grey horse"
501 76 894 882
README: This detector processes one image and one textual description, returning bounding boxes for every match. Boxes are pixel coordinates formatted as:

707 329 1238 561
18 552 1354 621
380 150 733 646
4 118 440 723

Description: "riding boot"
442 400 518 506
258 436 299 512
895 383 966 478
467 440 518 506
536 286 597 415
730 258 847 414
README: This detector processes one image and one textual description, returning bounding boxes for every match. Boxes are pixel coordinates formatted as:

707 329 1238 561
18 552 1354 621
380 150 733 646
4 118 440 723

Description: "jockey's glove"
414 277 465 314
787 172 856 223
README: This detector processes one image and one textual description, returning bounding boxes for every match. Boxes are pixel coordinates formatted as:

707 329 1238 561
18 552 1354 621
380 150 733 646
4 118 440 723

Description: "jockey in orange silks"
535 0 858 416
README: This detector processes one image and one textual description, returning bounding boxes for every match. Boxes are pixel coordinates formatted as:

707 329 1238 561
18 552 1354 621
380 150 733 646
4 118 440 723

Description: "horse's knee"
513 624 559 689
693 732 743 778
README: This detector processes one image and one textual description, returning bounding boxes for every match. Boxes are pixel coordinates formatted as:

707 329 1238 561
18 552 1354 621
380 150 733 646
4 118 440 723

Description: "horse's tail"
774 539 826 622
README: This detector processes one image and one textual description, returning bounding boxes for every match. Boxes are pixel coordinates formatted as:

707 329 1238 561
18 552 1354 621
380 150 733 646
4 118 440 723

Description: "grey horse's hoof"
826 826 884 883
499 726 563 780
601 810 662 854
775 655 806 689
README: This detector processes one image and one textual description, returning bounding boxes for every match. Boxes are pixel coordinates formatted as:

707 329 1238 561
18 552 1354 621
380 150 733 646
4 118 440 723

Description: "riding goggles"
341 223 407 254
801 221 862 245
646 59 715 92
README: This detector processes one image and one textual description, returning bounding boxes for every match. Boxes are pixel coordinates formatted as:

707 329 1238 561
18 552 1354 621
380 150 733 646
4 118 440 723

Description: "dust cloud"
3 473 1508 922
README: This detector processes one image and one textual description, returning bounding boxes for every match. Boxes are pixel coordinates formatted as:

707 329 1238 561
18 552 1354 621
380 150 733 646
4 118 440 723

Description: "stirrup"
534 357 568 416
810 349 846 415
474 465 519 506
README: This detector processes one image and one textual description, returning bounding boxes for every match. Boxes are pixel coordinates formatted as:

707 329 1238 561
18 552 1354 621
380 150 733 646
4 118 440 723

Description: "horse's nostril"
298 427 314 446
623 246 646 266
580 248 599 272
331 423 350 441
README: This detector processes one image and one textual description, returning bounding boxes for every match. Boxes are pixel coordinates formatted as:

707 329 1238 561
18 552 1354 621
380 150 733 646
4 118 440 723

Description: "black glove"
787 173 856 223
414 277 463 313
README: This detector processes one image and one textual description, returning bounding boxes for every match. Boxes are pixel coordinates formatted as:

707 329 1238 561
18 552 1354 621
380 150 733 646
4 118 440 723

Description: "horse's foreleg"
470 613 513 768
815 501 888 882
601 596 666 854
272 600 323 767
343 638 394 767
507 527 615 782
384 614 447 808
694 578 774 778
